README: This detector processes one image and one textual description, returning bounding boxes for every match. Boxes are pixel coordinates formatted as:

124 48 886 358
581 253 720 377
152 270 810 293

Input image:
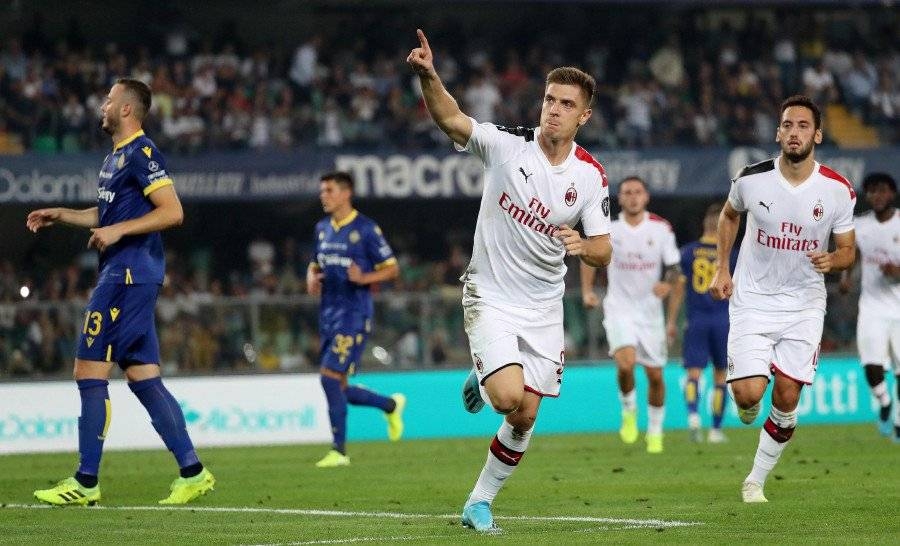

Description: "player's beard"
782 140 814 163
100 116 116 136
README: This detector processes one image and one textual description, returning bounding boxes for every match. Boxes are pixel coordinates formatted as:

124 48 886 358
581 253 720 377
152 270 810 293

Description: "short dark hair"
780 94 821 129
619 176 646 190
320 171 354 191
546 67 595 107
862 172 897 193
116 78 152 119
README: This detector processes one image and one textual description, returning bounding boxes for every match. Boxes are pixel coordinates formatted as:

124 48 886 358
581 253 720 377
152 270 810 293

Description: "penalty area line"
3 503 702 528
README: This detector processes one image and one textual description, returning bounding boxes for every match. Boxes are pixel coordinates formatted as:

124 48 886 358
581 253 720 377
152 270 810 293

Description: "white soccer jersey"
855 210 900 319
458 119 611 307
604 212 681 315
728 158 856 314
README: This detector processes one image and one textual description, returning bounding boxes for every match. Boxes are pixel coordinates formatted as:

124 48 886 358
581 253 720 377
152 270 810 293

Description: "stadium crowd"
0 9 897 154
0 231 860 379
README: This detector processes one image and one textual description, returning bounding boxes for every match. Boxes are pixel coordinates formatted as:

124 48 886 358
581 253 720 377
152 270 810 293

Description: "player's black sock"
180 462 204 479
75 472 98 488
881 403 892 422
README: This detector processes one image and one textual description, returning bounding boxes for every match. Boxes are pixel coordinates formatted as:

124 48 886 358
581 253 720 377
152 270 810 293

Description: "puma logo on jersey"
518 167 533 184
758 201 773 212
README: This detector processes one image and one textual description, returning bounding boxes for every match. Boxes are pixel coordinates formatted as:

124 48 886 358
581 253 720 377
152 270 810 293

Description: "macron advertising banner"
0 146 893 204
0 358 888 454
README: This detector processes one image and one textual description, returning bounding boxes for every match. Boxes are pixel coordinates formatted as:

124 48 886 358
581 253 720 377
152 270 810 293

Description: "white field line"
2 503 701 528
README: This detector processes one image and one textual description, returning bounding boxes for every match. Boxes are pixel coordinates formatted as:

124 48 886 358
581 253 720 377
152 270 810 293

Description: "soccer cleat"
385 393 406 441
315 449 351 468
34 477 101 506
462 370 485 414
877 418 892 437
688 414 702 442
737 402 761 425
741 480 768 503
159 468 215 505
707 429 728 443
619 409 639 444
645 432 664 454
461 501 501 533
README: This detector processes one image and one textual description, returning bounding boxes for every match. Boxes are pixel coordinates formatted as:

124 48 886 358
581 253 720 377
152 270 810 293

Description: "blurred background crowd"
0 5 897 155
0 1 891 378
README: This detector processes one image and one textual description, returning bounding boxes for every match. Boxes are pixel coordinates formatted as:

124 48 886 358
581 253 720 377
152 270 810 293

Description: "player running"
307 171 406 468
582 176 682 454
408 29 612 532
839 172 900 442
711 95 856 503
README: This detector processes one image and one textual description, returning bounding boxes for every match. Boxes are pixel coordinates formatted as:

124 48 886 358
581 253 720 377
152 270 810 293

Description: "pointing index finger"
416 28 430 50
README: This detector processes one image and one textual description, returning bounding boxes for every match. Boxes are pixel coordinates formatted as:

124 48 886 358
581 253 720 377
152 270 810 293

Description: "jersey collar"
331 209 358 231
113 130 145 151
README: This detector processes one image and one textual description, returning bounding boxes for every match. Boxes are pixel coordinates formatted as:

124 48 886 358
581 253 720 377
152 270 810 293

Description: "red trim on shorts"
524 385 559 398
769 362 812 385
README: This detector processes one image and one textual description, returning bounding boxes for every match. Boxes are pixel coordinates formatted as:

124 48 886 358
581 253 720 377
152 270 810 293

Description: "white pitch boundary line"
2 503 702 528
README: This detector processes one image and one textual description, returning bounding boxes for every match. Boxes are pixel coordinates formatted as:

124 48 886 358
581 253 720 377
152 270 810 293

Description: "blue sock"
345 385 395 412
76 379 110 481
320 375 347 454
129 377 200 470
712 383 727 429
685 378 700 414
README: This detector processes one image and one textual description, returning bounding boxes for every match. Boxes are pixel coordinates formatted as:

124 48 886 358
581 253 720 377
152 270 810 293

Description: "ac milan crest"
812 199 824 221
565 184 578 206
473 354 483 373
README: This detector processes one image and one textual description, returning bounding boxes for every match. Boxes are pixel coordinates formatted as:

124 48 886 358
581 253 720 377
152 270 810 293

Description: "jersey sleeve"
727 177 746 212
580 182 611 237
365 223 397 270
662 227 681 267
130 143 174 197
832 190 856 235
455 118 525 168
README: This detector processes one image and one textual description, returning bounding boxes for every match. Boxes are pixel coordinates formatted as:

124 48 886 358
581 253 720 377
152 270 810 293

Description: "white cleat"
741 480 768 503
707 429 728 443
737 402 761 425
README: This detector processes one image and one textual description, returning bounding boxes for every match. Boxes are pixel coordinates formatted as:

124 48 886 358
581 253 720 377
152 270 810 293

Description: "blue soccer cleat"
461 501 501 533
877 418 892 437
462 370 485 414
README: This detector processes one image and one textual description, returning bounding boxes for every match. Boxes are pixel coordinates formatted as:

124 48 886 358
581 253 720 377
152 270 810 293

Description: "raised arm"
709 200 741 300
406 29 473 147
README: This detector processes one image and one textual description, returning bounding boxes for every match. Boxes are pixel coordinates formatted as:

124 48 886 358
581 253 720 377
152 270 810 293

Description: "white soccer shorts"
602 301 667 368
727 310 824 385
463 296 564 398
856 310 900 373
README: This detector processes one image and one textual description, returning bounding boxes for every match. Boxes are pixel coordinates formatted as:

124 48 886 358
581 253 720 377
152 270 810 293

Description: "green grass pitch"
1 423 896 544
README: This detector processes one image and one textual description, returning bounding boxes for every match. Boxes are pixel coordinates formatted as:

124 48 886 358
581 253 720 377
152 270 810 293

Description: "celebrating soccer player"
679 202 737 443
28 79 214 506
408 29 612 532
839 172 900 442
710 95 857 503
307 171 406 468
581 177 683 454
